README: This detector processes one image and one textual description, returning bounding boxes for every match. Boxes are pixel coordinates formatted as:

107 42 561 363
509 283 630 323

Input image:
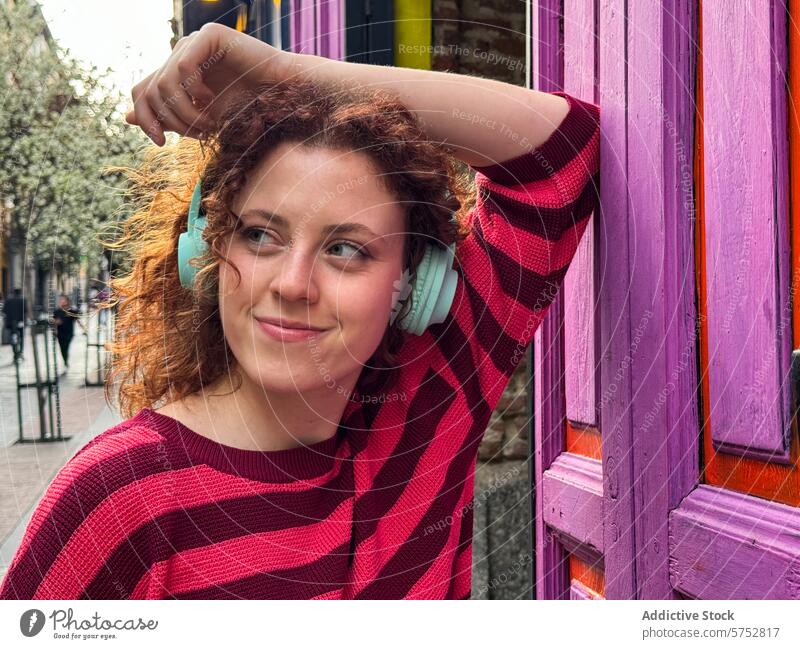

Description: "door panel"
670 485 800 598
667 0 800 601
697 0 800 506
563 0 599 428
701 0 793 464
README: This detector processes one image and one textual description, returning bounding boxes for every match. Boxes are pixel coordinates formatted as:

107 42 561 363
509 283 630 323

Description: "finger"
169 70 217 132
161 34 222 131
126 31 220 143
137 88 210 144
130 75 165 145
176 25 224 107
143 68 205 141
147 85 198 138
181 73 216 106
131 55 194 143
144 75 214 140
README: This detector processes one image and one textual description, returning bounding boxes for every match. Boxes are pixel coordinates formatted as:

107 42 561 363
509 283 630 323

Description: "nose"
268 242 321 304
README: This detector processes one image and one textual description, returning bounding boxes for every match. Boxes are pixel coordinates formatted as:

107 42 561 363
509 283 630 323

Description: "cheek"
331 272 396 344
218 255 260 332
219 246 266 297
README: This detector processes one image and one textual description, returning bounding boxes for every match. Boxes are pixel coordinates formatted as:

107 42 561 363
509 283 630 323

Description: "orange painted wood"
696 0 800 506
564 419 602 594
569 553 605 598
565 420 602 460
791 0 800 368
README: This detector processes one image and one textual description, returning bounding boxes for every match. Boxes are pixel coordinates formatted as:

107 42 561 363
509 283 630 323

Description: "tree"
0 0 148 291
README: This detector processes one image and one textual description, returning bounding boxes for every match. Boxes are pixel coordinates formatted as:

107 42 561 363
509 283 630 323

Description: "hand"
125 23 292 146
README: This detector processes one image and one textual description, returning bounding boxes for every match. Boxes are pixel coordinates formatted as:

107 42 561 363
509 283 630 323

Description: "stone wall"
471 457 533 599
472 355 533 599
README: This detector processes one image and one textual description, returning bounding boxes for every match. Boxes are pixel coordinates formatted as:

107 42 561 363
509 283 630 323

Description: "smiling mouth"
254 318 329 343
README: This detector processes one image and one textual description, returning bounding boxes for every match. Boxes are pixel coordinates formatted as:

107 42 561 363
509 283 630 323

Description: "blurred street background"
0 0 171 583
0 310 121 582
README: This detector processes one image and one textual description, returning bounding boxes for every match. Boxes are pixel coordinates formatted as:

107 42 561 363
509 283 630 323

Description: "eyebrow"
240 209 380 240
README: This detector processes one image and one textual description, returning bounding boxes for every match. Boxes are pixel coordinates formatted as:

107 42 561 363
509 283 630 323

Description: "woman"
51 294 87 372
0 24 600 599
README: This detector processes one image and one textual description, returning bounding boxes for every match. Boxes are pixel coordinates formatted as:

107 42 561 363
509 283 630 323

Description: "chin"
242 359 330 394
233 331 365 393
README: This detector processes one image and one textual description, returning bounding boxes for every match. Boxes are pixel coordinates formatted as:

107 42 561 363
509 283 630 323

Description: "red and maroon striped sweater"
0 91 600 599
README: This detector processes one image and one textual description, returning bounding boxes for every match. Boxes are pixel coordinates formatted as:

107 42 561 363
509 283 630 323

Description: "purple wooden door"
669 0 800 599
533 0 800 600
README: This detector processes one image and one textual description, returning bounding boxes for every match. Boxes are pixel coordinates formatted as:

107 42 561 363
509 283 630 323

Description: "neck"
177 366 360 452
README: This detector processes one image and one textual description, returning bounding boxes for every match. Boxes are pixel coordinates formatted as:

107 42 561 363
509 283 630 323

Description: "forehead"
232 143 406 235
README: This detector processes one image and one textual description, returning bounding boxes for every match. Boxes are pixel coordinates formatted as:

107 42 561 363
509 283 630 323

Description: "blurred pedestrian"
51 294 86 372
3 287 27 359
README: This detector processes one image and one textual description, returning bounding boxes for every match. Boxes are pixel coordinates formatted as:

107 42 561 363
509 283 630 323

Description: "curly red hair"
101 78 474 419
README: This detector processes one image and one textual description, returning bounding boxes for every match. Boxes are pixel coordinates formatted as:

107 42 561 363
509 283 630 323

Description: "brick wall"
432 0 526 86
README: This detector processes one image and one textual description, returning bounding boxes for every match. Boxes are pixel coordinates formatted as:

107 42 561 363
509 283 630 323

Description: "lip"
254 317 328 343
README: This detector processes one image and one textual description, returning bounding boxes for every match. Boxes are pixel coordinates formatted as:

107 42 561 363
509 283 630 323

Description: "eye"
327 241 369 261
241 227 278 248
240 228 369 261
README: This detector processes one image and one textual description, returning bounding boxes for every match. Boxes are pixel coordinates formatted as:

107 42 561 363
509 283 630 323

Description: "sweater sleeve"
446 91 600 399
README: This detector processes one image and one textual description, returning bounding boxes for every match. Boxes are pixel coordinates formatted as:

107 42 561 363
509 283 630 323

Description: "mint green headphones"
178 179 458 335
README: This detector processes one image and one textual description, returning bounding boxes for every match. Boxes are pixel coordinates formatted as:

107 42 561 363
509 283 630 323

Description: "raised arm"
126 23 568 167
281 51 569 167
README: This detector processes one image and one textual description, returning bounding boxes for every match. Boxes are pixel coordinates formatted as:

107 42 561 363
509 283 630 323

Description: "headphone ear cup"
178 180 209 289
396 241 457 335
178 217 208 289
178 232 192 288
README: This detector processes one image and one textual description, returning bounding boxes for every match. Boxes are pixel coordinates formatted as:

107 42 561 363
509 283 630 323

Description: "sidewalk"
0 312 123 582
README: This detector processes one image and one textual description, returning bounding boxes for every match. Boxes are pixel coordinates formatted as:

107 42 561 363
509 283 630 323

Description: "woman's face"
219 142 407 397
